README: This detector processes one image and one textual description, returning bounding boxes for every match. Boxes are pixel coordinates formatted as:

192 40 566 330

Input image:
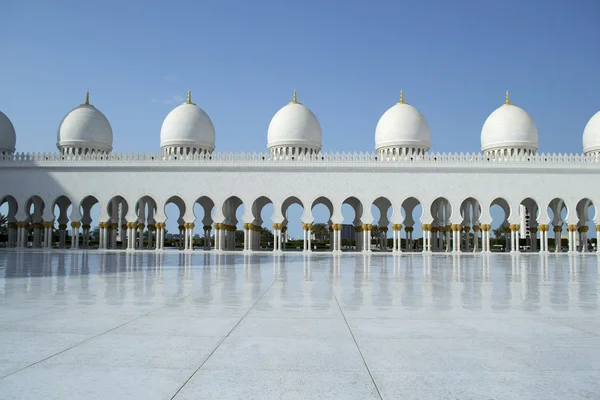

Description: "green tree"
311 223 329 242
0 213 7 235
261 227 274 246
492 222 509 245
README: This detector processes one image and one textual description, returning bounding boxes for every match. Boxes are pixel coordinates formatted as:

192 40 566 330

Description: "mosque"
1 89 600 254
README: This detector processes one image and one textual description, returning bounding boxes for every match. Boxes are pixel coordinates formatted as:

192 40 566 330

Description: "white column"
307 226 312 251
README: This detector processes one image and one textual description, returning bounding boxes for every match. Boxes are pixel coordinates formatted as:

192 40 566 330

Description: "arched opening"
401 197 422 252
459 197 481 252
80 195 100 249
194 196 215 250
430 197 452 252
25 195 46 248
105 196 128 249
53 195 73 248
490 198 510 252
0 195 18 247
576 198 596 252
164 195 186 249
372 197 393 252
342 196 362 251
218 196 244 251
311 196 333 251
519 197 540 252
247 196 273 251
281 196 304 251
548 198 568 252
134 196 158 250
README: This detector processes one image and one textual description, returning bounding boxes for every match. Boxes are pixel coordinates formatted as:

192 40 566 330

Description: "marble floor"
0 251 598 399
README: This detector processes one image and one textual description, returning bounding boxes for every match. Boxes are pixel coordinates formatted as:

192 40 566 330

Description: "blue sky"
1 0 599 238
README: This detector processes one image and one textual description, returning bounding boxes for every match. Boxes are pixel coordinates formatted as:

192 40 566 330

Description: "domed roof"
583 110 600 154
160 91 215 151
267 91 322 151
375 91 430 151
481 91 538 153
57 93 113 153
0 110 16 153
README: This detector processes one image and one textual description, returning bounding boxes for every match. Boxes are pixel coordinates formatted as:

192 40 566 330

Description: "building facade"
1 90 600 254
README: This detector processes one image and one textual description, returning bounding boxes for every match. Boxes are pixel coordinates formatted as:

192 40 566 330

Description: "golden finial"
504 90 511 106
185 89 195 105
85 91 90 105
292 89 298 104
399 89 404 104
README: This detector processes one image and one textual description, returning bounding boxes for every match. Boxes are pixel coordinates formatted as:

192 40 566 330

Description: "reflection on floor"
0 251 598 399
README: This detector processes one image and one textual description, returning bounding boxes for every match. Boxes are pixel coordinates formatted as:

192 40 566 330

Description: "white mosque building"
1 89 600 254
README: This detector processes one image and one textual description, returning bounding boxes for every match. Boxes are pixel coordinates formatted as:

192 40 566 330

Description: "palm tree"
492 222 509 245
311 223 329 242
0 213 7 235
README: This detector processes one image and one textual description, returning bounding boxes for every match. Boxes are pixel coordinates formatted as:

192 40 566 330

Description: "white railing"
0 151 598 165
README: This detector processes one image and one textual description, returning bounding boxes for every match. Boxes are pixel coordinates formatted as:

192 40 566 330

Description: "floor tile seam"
0 271 244 381
169 273 282 400
324 273 383 400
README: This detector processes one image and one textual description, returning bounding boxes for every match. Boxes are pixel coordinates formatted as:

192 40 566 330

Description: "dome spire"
504 90 511 106
399 89 405 104
81 91 93 107
291 89 300 104
185 89 195 105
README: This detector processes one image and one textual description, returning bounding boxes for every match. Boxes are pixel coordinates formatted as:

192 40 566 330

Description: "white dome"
481 93 538 154
583 111 600 154
0 110 16 153
375 95 430 152
267 92 322 153
160 92 215 153
57 94 113 153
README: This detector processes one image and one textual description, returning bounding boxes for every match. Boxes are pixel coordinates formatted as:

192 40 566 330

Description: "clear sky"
1 0 599 239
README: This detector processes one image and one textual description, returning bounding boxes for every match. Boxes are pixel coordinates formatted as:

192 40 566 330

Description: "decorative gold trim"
184 89 195 105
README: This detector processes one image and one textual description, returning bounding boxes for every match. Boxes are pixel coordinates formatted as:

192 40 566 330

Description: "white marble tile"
370 370 582 400
0 251 599 398
112 315 240 337
43 333 222 369
230 317 352 339
173 369 380 400
0 364 190 400
201 336 364 371
358 338 530 372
